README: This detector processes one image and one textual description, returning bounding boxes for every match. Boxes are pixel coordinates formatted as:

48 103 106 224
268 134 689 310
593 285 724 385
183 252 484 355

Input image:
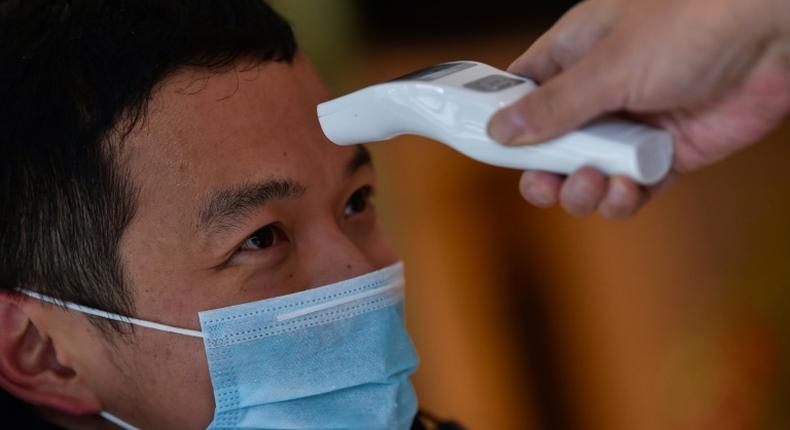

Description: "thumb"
488 44 626 145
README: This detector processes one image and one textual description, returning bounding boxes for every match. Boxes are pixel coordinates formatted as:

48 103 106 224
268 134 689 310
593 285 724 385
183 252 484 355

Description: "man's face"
35 55 397 428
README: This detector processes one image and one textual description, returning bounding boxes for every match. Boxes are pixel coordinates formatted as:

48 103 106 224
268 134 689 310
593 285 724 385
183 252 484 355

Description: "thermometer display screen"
390 62 475 82
463 74 525 92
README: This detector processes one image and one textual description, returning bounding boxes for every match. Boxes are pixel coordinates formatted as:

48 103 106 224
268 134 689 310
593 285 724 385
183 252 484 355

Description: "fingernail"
488 108 538 145
520 172 554 207
600 179 634 219
568 177 594 202
527 184 556 208
530 192 555 208
609 179 629 205
565 178 596 214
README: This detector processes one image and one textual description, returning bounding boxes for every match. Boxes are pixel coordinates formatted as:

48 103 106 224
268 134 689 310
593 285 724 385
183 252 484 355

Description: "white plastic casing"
318 61 673 185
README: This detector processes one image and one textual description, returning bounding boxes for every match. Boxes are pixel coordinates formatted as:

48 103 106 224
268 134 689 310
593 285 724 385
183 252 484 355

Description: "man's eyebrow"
198 179 305 236
346 145 372 175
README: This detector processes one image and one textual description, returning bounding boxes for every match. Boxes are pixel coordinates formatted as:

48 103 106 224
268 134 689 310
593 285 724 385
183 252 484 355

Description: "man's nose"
301 222 378 287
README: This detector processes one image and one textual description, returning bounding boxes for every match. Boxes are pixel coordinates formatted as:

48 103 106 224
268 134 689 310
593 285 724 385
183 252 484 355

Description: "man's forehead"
117 56 358 230
136 56 319 140
122 57 325 185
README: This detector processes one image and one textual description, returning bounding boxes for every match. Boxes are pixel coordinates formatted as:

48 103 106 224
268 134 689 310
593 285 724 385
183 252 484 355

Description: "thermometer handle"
477 117 674 185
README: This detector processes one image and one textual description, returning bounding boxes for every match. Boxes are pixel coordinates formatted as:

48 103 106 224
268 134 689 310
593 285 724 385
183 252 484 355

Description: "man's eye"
344 185 373 217
240 224 286 250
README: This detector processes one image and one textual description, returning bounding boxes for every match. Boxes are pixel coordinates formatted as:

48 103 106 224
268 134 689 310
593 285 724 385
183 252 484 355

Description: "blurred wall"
273 2 790 429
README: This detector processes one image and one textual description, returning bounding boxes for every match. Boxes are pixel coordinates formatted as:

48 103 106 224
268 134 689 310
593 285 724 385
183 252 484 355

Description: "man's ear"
0 291 102 416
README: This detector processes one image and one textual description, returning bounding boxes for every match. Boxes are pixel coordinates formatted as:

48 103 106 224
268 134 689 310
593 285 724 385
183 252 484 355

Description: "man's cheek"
120 333 216 427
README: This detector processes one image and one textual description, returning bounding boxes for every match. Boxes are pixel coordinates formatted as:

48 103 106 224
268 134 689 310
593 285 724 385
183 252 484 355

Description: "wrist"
766 0 790 44
728 0 790 42
769 0 790 73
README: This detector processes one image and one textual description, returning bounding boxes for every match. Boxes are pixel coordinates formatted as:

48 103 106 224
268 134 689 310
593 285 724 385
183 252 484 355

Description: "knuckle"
551 34 582 68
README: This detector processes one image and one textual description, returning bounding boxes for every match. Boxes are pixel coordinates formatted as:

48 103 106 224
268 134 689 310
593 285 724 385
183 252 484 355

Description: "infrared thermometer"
317 61 674 185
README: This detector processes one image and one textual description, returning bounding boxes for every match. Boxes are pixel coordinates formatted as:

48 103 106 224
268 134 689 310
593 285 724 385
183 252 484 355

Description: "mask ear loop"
100 411 141 430
16 289 203 430
16 289 204 338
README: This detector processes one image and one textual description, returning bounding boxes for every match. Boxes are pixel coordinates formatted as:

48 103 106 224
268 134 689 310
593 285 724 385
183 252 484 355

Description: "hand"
488 0 790 218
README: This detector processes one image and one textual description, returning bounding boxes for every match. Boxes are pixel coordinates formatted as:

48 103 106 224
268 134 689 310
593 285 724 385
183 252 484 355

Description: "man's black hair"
0 0 297 332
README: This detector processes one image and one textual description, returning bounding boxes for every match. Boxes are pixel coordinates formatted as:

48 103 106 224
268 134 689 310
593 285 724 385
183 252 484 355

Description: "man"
0 1 460 429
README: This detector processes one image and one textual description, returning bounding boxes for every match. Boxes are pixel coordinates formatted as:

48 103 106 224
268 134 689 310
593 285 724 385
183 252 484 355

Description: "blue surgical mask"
20 262 419 430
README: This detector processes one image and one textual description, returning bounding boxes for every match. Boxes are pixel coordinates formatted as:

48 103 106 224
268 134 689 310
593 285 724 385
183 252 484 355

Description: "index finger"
508 0 619 82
